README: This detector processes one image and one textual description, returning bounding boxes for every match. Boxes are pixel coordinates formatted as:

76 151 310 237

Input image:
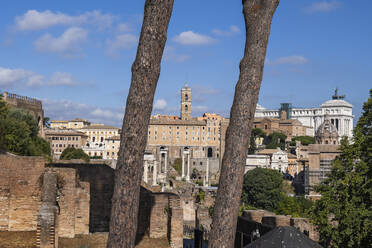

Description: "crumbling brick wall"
0 153 45 231
138 188 183 248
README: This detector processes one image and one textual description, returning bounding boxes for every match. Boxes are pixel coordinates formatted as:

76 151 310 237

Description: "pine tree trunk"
107 1 174 247
209 1 279 247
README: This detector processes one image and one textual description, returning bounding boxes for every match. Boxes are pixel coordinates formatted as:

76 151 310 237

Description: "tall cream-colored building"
104 135 120 160
79 124 120 158
144 84 228 184
146 84 228 160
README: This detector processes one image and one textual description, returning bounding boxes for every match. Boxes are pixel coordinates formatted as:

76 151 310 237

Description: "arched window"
208 147 213 158
185 105 188 112
185 94 188 101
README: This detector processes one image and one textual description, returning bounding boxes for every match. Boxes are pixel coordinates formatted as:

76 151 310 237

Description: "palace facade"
255 89 354 140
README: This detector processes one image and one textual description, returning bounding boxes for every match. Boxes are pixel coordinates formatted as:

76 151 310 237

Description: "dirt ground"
0 231 170 248
59 233 170 248
0 231 36 248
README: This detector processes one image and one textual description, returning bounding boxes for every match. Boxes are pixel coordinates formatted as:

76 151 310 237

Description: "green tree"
60 147 90 163
311 89 372 248
265 131 287 150
290 136 315 146
248 128 266 154
276 194 313 218
0 107 50 156
241 168 283 211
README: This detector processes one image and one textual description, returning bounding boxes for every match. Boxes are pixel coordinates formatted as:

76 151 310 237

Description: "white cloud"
306 1 341 13
43 98 123 127
267 55 309 65
47 72 79 86
212 25 240 36
106 34 138 57
154 99 167 110
34 27 88 56
15 10 117 31
0 66 81 88
0 67 40 87
173 31 215 45
163 46 190 63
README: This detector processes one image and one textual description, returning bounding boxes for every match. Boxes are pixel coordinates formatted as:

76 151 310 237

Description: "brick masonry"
0 153 45 231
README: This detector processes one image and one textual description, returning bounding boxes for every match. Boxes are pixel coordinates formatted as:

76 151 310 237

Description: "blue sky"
0 0 371 127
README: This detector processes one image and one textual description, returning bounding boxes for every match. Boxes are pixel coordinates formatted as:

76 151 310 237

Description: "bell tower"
181 83 191 120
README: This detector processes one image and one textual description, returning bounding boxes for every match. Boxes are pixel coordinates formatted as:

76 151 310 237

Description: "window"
208 147 213 157
185 94 188 101
200 162 203 166
185 105 188 112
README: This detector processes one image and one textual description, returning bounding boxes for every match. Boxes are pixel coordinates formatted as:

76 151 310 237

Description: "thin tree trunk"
107 1 174 247
209 1 279 247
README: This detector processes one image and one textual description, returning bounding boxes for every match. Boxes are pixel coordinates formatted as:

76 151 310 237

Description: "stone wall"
0 153 45 231
1 155 183 247
0 154 91 239
138 188 183 248
48 162 115 233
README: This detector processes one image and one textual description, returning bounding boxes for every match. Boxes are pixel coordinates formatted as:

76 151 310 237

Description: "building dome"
315 119 339 145
321 99 352 108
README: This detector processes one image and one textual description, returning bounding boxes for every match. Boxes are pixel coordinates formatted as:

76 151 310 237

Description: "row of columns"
144 149 211 187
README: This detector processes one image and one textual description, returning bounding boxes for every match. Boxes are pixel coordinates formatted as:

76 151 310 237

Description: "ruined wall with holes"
137 188 184 248
0 154 90 238
0 154 184 247
0 153 45 231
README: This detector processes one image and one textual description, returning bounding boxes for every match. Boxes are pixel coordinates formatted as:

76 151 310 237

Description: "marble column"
159 153 162 173
186 153 190 181
152 161 158 186
206 158 209 187
144 160 148 183
182 152 185 178
164 151 168 174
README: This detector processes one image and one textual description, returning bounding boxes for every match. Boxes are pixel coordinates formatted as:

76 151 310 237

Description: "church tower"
181 83 191 120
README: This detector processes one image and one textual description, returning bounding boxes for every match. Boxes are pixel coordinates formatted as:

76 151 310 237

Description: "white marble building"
255 89 354 140
271 148 288 173
245 154 271 173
